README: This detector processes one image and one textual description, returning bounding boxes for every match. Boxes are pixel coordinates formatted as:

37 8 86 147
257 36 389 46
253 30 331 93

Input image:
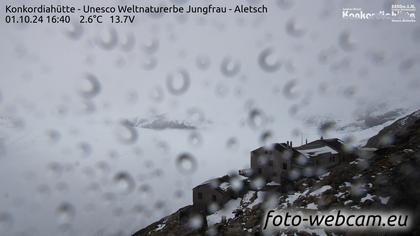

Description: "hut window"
282 163 287 170
268 160 273 167
212 194 217 201
258 168 262 174
198 192 203 200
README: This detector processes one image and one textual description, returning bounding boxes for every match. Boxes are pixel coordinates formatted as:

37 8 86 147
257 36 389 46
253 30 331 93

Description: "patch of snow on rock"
207 198 242 226
247 191 264 208
306 202 318 210
361 193 375 203
154 222 166 232
310 185 332 196
379 196 390 205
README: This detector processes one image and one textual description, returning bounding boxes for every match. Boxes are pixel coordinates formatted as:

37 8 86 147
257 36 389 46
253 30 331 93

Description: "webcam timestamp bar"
4 14 136 24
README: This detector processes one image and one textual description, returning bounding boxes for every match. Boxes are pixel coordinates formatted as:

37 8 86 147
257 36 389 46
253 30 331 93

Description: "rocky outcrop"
365 109 420 148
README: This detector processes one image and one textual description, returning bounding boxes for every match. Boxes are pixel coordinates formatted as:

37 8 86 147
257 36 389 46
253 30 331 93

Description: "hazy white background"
0 0 419 235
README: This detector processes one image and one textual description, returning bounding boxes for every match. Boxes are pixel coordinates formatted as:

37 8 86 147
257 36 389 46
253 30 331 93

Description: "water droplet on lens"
226 137 239 150
96 27 118 50
188 132 202 147
318 121 336 135
115 120 138 144
250 177 265 190
138 184 152 199
258 48 281 72
166 69 190 95
277 0 294 9
248 109 266 129
187 108 205 123
260 130 273 144
286 19 305 37
141 56 157 70
80 74 101 99
114 172 135 194
64 22 83 40
229 176 244 192
78 142 92 157
399 57 417 73
149 86 164 102
0 212 13 231
46 129 60 143
56 203 75 225
176 153 197 174
339 31 356 51
196 55 211 70
188 214 204 230
142 38 159 54
120 32 136 51
220 57 241 77
283 79 299 99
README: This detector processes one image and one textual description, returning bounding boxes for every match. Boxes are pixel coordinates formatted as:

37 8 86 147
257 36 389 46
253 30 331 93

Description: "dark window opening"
258 168 262 174
198 192 203 200
212 194 217 201
282 163 287 170
268 160 273 167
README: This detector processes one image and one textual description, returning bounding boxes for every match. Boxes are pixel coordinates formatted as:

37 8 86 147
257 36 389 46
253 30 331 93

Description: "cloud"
128 114 197 130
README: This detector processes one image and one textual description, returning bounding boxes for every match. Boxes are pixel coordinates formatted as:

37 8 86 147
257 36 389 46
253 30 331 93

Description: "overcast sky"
0 0 419 235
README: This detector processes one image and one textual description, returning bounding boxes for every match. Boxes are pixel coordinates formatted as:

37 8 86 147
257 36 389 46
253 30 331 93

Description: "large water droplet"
96 27 118 50
114 172 135 194
166 69 190 95
176 153 197 174
115 120 138 144
80 74 101 99
248 109 266 129
258 48 281 72
188 214 204 230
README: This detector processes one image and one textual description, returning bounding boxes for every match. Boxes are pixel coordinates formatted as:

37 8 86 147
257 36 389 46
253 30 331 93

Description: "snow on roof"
298 146 338 157
219 182 230 191
234 174 248 181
